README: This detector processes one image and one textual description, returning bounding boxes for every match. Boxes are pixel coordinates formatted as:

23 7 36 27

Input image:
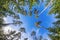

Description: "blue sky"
3 0 57 40
19 2 56 33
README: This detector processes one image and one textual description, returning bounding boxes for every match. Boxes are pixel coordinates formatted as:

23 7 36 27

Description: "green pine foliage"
46 0 60 40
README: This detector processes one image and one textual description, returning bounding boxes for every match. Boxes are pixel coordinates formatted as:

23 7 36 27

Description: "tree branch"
38 0 53 16
0 21 22 26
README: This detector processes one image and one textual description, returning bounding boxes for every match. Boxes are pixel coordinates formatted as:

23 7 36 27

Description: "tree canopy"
0 0 60 40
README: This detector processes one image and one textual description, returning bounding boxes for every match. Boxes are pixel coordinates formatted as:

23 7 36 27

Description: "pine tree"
47 0 60 40
48 25 60 40
0 0 51 40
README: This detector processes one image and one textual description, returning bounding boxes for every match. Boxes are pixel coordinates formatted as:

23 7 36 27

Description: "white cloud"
20 32 33 40
2 26 13 34
3 17 8 23
3 17 15 34
42 34 51 40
